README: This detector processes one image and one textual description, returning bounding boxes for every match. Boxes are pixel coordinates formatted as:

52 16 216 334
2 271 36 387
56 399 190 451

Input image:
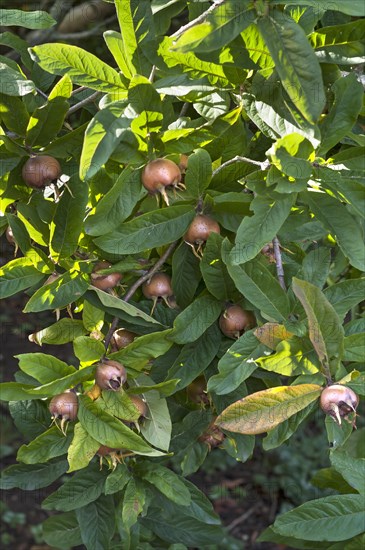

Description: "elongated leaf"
122 478 146 530
330 451 365 495
9 400 50 441
324 279 365 320
30 44 126 93
257 11 325 124
271 1 365 17
172 242 201 308
0 62 35 96
104 464 131 495
0 459 68 490
0 93 29 136
303 192 365 272
95 205 195 254
230 194 294 264
138 375 172 451
67 423 100 473
169 294 221 344
17 426 72 464
73 336 105 364
22 365 94 397
85 167 145 235
24 270 89 313
263 401 316 450
226 256 290 322
76 494 115 550
0 9 56 29
43 512 82 549
319 73 363 155
109 329 173 370
292 278 344 374
344 334 365 363
208 330 263 395
200 233 236 301
299 247 331 289
16 353 75 384
216 384 321 435
29 318 87 346
0 257 45 299
78 395 164 456
272 494 365 542
184 149 212 198
258 336 320 376
138 462 191 506
42 463 108 512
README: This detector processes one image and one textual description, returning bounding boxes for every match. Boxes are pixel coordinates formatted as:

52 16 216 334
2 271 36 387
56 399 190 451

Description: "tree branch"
212 155 270 178
67 91 100 116
171 0 225 39
103 241 178 352
272 236 286 290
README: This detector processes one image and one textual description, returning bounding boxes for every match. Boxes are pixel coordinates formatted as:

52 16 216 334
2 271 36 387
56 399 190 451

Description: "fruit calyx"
95 359 127 391
184 214 220 258
49 391 78 434
142 272 174 314
199 421 225 450
141 158 184 205
219 304 256 339
320 384 359 427
22 155 62 188
91 261 122 292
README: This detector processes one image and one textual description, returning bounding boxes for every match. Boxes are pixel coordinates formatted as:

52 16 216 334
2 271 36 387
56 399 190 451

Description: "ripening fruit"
49 391 78 433
219 305 255 339
22 155 61 188
95 359 127 391
141 158 183 205
184 214 220 257
187 376 209 405
111 329 136 351
320 384 359 426
199 422 225 450
96 445 116 456
91 261 122 291
142 272 174 314
129 395 148 419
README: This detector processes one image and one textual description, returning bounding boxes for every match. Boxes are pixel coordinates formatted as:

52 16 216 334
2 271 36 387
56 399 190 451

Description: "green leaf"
79 101 133 181
29 318 87 346
257 11 325 124
42 462 108 512
30 44 126 93
23 366 94 397
258 336 320 376
82 301 104 333
169 294 221 344
230 194 294 264
303 192 365 272
49 176 88 261
0 9 56 29
67 423 100 473
109 329 174 371
43 512 82 549
216 384 321 435
0 257 45 299
344 334 365 363
330 451 365 495
311 467 357 495
95 205 195 254
16 352 75 384
85 167 145 235
99 390 140 423
129 74 163 136
200 233 236 301
271 494 365 542
172 1 255 53
24 270 89 313
0 62 35 96
138 462 191 506
9 400 50 441
167 324 221 392
104 463 131 495
78 395 165 456
73 337 105 364
76 494 115 550
0 460 68 490
225 256 290 322
208 330 263 395
271 1 365 17
6 213 52 269
122 478 146 530
25 74 72 147
0 93 29 136
17 426 72 464
324 279 365 320
299 247 331 289
319 73 363 155
171 243 201 309
0 382 42 401
292 278 344 374
184 149 212 198
268 133 313 180
263 402 316 450
139 375 172 451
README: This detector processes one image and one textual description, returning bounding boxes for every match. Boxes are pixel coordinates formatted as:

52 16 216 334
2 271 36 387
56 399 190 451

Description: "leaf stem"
272 236 286 290
103 241 178 352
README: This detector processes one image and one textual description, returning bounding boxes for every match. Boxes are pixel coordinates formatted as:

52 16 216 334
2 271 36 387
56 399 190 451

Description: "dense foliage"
0 1 364 548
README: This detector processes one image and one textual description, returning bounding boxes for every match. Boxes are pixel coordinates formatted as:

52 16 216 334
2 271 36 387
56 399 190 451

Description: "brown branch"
272 236 286 290
103 241 178 352
67 91 101 117
212 155 270 178
171 0 225 39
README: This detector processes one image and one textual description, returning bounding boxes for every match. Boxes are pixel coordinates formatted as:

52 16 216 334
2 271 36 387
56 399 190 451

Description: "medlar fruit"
141 158 183 205
91 261 122 291
219 305 255 339
320 384 359 426
111 328 136 351
95 359 127 391
22 155 61 188
49 391 78 433
184 214 220 257
142 272 174 314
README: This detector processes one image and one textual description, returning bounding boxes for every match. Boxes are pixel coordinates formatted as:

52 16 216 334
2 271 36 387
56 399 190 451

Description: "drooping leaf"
184 148 212 198
109 329 174 371
200 232 236 301
76 494 115 550
0 257 46 299
172 242 201 308
137 462 191 506
0 8 56 29
29 318 87 346
330 451 365 495
121 478 146 531
17 426 72 464
169 294 221 344
16 353 75 384
0 460 68 490
42 512 82 549
324 279 365 321
67 423 100 473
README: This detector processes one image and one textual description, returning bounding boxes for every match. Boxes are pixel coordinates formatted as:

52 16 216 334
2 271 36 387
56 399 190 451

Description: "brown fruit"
142 272 174 314
219 305 255 339
141 158 182 205
199 423 225 449
320 384 359 426
49 391 78 421
95 359 127 391
179 154 189 172
112 329 136 350
96 445 116 457
91 261 122 291
22 155 61 188
184 215 220 257
130 395 148 418
187 376 209 405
